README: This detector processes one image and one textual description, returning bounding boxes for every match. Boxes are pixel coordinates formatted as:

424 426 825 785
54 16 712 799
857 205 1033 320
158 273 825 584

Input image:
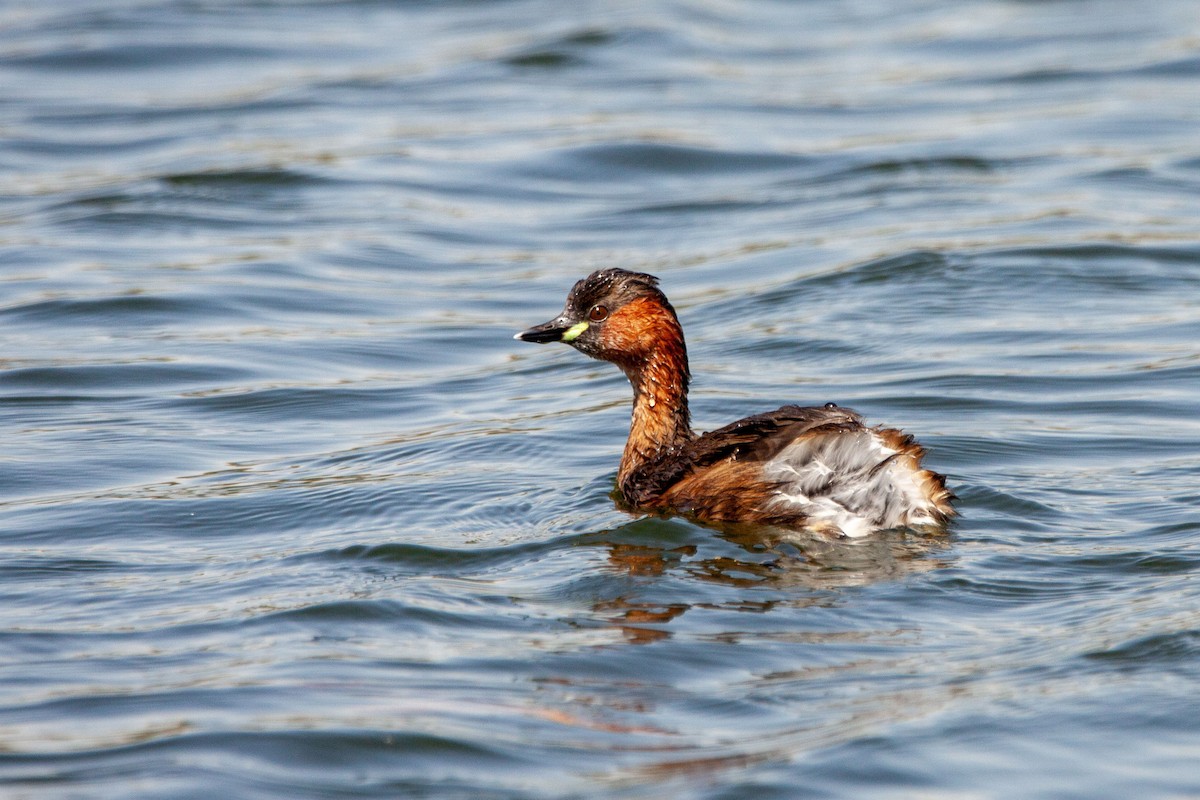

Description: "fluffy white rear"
762 429 941 537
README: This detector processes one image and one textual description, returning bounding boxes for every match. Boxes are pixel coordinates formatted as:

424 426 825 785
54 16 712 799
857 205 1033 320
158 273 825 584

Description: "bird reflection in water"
587 518 953 644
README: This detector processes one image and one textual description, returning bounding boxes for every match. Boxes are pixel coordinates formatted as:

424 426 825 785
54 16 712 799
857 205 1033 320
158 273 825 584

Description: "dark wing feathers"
693 404 865 462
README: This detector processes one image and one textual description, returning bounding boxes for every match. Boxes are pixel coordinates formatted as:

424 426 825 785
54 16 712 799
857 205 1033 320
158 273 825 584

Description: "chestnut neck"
616 326 694 488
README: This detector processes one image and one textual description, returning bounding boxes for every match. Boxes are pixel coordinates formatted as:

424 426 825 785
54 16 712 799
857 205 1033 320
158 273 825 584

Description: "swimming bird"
515 269 954 536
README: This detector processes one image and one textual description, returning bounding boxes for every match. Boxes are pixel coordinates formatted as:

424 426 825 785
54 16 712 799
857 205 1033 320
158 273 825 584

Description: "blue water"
2 1 1199 797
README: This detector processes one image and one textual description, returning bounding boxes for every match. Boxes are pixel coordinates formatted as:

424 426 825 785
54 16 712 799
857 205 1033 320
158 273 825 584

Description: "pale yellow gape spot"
561 321 589 342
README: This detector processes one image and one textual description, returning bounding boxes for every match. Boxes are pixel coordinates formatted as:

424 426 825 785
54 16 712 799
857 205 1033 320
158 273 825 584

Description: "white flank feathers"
763 429 939 537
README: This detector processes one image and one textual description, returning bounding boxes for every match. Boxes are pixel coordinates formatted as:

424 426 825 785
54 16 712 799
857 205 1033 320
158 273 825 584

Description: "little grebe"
515 269 954 536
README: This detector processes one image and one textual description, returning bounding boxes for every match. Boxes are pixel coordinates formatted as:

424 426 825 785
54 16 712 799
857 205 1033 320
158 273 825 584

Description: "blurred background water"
2 0 1199 797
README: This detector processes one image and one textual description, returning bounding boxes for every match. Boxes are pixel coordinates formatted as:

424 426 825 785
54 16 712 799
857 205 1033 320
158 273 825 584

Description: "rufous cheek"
601 298 667 358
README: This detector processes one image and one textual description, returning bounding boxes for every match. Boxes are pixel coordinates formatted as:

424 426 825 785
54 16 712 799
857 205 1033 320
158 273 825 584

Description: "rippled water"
3 1 1199 797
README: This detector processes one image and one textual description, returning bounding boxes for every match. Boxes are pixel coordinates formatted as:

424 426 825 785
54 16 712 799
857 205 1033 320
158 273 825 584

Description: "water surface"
2 1 1199 797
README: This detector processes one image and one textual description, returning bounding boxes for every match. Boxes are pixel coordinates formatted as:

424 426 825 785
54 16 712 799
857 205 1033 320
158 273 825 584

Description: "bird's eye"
588 305 609 322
